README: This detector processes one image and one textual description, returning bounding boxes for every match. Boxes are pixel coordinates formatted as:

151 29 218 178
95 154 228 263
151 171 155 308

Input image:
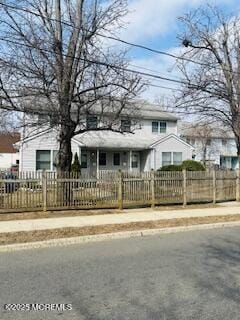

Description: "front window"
173 152 182 165
121 119 131 132
36 150 51 170
162 152 171 166
99 152 107 166
152 121 159 133
160 122 167 133
131 153 138 168
113 153 120 166
81 153 88 168
86 115 98 129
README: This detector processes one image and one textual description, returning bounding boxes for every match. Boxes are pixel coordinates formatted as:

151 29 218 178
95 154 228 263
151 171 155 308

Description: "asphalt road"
1 227 240 320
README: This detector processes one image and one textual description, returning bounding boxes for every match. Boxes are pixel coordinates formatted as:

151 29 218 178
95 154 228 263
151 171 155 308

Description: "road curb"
1 220 240 252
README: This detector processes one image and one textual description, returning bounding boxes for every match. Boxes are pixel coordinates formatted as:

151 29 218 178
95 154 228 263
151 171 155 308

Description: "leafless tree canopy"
176 4 240 157
182 121 230 166
0 0 143 171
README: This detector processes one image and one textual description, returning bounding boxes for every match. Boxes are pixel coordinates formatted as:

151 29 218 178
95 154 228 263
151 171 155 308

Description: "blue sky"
117 0 240 101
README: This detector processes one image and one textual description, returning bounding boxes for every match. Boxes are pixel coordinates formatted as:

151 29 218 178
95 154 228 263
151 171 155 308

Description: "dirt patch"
1 214 240 246
0 203 218 221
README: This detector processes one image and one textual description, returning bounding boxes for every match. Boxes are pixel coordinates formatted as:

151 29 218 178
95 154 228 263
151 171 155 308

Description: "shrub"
159 164 182 171
71 153 81 173
159 160 205 171
181 160 205 171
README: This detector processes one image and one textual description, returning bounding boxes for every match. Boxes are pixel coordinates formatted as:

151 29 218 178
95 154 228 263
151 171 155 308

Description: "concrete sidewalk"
0 202 240 233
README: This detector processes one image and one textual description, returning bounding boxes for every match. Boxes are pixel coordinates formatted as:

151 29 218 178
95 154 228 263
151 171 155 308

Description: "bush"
71 153 81 173
182 160 205 171
159 164 183 171
159 160 205 171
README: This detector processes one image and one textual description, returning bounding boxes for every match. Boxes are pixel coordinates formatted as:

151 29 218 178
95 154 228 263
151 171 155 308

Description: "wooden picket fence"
0 170 238 213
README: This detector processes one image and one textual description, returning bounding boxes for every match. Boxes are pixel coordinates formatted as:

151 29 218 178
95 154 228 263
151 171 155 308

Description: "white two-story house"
16 102 193 175
180 122 238 170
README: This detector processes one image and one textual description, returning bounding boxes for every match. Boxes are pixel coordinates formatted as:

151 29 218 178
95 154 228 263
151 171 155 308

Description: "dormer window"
86 115 98 129
121 119 131 132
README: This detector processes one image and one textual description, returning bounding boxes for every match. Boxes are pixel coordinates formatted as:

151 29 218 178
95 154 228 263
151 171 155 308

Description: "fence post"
42 170 47 212
183 169 187 207
236 169 240 202
151 169 155 209
118 170 123 210
213 169 216 204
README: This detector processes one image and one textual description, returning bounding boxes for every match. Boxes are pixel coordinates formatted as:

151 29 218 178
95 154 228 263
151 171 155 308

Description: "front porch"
79 148 150 177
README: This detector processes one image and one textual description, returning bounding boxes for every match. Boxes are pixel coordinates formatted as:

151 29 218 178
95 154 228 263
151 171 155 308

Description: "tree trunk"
235 136 240 170
57 123 76 206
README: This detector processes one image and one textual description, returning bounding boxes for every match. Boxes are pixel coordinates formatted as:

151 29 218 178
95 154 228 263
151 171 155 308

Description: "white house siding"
0 153 19 169
153 136 193 170
134 119 177 138
20 130 80 171
192 137 238 167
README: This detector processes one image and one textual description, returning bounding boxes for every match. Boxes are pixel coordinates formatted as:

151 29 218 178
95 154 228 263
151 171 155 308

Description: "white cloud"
122 0 233 42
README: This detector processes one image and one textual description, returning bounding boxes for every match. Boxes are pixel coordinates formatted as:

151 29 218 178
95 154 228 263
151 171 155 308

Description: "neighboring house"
16 103 194 174
0 133 20 169
180 122 238 170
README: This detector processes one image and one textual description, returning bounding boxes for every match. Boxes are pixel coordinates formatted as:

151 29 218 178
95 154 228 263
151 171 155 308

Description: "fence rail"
0 170 239 212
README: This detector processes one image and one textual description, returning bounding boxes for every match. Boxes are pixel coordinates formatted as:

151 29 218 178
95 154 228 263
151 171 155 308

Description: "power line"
0 37 187 86
0 0 233 72
1 37 239 100
0 47 183 92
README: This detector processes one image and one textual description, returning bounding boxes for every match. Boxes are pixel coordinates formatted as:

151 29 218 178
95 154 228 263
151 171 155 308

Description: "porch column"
96 148 99 179
150 149 155 170
139 151 141 172
129 150 132 172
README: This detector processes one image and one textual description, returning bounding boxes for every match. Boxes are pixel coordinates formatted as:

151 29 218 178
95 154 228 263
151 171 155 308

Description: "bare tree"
0 0 143 172
0 109 19 133
181 121 230 168
176 4 240 165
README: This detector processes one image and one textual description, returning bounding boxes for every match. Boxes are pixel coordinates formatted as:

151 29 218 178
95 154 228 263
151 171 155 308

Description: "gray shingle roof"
74 131 155 149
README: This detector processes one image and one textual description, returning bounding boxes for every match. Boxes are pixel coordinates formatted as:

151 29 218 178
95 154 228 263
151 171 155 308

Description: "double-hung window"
173 152 182 165
162 152 171 166
131 153 138 168
152 121 159 133
121 119 131 132
152 121 167 133
160 122 167 133
36 150 51 170
86 115 98 129
162 152 183 166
